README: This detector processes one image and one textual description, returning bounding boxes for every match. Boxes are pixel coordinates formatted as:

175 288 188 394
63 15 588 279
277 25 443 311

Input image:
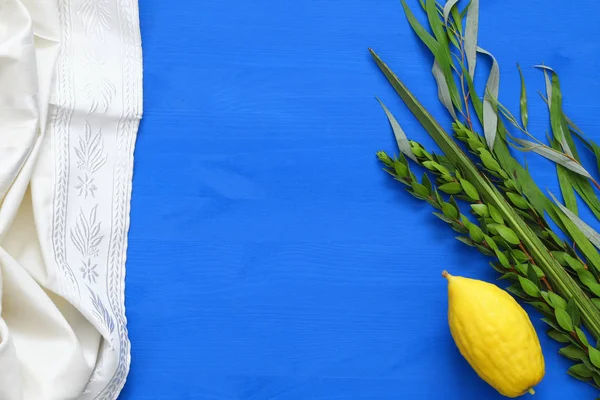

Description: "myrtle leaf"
569 363 593 380
471 204 489 217
528 301 552 315
556 308 574 332
496 225 520 245
575 327 589 347
442 202 459 220
460 179 480 200
518 276 540 298
439 182 463 195
547 329 570 343
567 298 582 327
548 291 567 310
377 99 417 162
560 345 586 361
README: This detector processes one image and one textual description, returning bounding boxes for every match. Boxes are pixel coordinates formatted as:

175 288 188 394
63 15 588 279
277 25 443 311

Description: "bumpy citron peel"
443 271 545 397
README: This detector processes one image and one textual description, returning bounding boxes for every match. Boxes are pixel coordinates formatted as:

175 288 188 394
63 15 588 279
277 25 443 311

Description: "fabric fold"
0 0 142 397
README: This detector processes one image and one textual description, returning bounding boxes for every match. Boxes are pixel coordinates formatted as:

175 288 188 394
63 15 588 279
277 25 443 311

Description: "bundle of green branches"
371 0 600 391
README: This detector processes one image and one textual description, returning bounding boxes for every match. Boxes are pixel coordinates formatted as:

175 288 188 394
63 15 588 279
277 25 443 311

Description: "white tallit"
0 0 141 398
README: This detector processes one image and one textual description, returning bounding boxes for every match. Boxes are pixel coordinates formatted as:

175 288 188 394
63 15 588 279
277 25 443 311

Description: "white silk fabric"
0 0 141 398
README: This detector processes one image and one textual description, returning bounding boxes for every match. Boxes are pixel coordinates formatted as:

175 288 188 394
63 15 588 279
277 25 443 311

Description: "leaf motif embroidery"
77 0 111 43
82 51 116 113
75 121 107 198
88 286 115 335
71 205 104 285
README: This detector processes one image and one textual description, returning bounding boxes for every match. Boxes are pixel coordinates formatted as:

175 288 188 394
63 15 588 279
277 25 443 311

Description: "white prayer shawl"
0 0 141 398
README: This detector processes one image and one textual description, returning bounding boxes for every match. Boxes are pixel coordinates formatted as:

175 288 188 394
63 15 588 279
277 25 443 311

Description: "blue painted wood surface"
121 0 600 398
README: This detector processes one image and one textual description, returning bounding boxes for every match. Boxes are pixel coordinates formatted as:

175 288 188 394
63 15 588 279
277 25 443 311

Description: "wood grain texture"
121 0 600 398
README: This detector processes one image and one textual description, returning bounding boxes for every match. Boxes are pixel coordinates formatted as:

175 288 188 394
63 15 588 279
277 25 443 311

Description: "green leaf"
527 264 542 288
519 276 540 298
468 223 484 243
548 292 568 310
433 212 455 224
506 192 529 210
487 204 503 224
511 250 529 264
455 235 476 247
547 329 571 343
377 99 418 162
550 138 579 215
442 202 459 220
478 149 502 173
422 172 433 193
556 308 574 332
507 283 530 300
516 63 528 129
592 298 600 310
439 182 463 195
560 345 587 361
569 364 594 380
550 192 600 251
460 179 480 200
567 298 582 327
528 301 552 315
576 327 589 346
399 0 438 54
471 204 489 217
450 1 462 35
496 225 521 245
411 181 430 197
541 317 563 332
499 272 519 281
464 0 479 76
552 208 600 274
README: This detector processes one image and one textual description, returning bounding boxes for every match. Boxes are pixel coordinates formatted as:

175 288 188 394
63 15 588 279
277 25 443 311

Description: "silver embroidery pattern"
70 205 104 284
77 0 111 43
74 121 107 198
83 50 116 113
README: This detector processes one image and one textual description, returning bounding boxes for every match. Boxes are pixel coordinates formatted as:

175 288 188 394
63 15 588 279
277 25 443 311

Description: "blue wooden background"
120 0 600 398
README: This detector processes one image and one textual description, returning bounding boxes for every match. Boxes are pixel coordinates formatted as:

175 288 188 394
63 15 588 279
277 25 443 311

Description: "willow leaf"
550 192 600 250
464 0 479 77
433 61 458 120
478 47 499 150
461 62 483 122
570 125 600 176
535 64 553 107
400 0 438 54
573 179 600 221
450 2 462 35
376 98 417 162
442 0 460 26
551 138 578 215
370 48 600 339
549 73 574 157
516 64 528 129
511 138 592 179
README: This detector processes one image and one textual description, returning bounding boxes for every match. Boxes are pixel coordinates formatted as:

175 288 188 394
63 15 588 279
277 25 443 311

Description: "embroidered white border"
52 0 142 397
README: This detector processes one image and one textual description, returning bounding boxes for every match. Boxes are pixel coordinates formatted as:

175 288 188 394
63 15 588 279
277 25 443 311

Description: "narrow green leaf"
439 182 463 194
433 212 455 224
519 276 540 298
499 272 519 281
556 308 574 332
377 99 418 162
450 2 462 35
478 47 499 150
400 0 438 54
461 62 483 122
455 235 476 247
422 172 433 193
547 329 571 343
464 0 479 76
560 345 587 361
507 283 530 300
496 225 520 245
541 317 563 332
569 363 594 379
460 179 480 200
548 72 574 157
516 64 528 129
